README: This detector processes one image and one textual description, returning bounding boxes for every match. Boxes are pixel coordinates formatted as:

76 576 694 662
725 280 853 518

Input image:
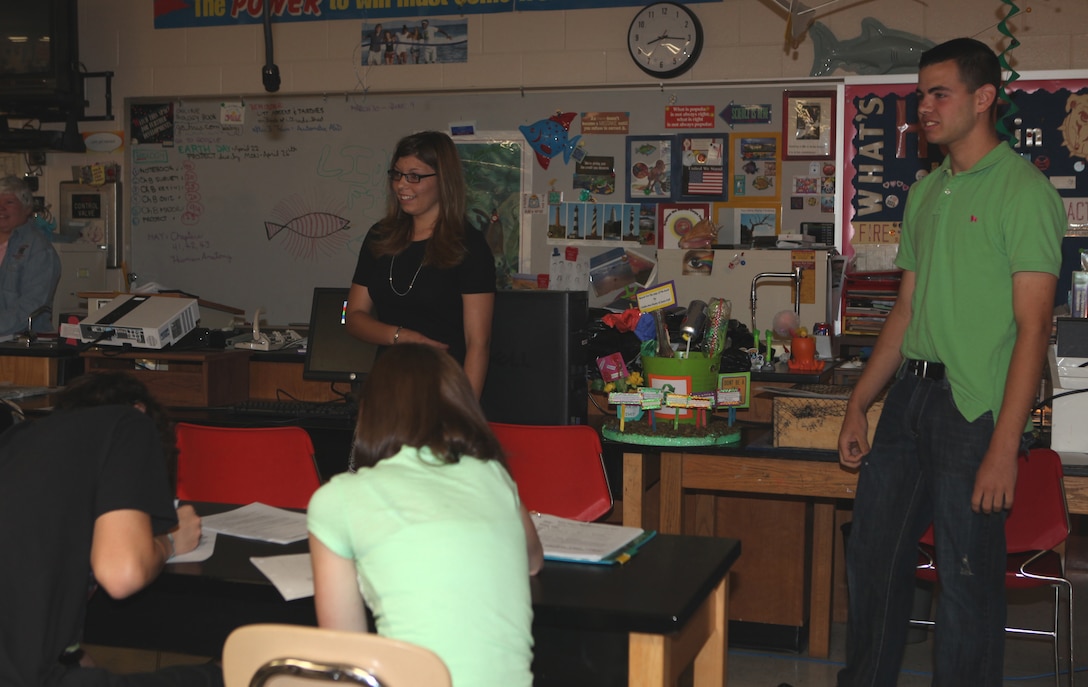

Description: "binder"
532 513 657 565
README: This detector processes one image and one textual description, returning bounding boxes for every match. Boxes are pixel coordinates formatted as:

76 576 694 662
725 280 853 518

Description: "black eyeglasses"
387 169 437 184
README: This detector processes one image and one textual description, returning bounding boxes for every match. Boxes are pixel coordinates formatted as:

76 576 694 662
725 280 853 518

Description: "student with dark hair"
0 372 217 687
836 37 1065 686
345 131 496 398
308 344 542 687
0 175 61 336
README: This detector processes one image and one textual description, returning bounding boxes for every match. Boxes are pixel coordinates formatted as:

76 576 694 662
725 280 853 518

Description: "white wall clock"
627 2 704 79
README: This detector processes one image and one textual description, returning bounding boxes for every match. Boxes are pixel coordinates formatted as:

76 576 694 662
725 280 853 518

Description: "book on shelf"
841 269 903 336
531 513 657 565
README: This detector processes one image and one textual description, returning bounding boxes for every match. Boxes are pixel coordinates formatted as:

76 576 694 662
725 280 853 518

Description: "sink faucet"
749 266 802 334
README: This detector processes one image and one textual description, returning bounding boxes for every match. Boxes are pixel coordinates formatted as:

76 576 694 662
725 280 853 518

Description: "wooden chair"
489 422 612 521
911 448 1074 687
223 623 451 687
174 423 322 509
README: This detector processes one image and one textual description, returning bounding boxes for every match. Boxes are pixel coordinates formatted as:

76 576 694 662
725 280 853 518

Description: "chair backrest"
918 448 1068 553
174 423 322 509
223 624 451 687
489 422 612 521
1005 448 1069 555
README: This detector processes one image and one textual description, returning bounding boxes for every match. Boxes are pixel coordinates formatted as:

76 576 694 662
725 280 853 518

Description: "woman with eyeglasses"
345 131 496 398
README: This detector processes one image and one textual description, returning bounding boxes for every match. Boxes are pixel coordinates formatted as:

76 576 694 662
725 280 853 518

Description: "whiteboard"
126 84 836 324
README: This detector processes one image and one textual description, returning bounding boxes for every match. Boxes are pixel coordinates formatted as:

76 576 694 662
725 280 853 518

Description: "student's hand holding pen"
170 505 202 557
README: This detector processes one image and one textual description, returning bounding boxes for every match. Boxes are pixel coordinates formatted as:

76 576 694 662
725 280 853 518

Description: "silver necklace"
388 252 424 296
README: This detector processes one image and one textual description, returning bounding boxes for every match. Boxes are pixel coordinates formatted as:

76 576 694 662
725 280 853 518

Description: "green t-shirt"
897 142 1065 425
308 446 533 687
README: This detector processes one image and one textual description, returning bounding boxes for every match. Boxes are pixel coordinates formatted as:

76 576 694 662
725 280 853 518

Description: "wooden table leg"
660 452 684 534
692 574 728 686
809 500 836 658
627 573 729 687
628 633 669 687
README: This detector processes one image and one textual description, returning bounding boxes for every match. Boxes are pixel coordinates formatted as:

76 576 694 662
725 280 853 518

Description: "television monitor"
0 0 82 122
303 287 378 385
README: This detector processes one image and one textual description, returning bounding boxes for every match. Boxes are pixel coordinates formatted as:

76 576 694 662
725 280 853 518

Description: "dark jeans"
58 664 223 687
838 372 1010 687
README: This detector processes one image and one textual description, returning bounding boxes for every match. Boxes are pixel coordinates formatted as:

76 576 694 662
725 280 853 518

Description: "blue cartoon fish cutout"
520 112 582 170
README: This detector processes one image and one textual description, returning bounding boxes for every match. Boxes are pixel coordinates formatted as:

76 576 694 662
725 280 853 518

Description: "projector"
78 294 200 349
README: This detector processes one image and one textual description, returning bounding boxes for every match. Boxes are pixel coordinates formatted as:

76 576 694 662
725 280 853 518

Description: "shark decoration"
519 112 581 170
809 18 934 77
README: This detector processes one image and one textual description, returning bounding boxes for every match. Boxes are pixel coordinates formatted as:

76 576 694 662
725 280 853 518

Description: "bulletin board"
841 70 1088 271
127 83 839 324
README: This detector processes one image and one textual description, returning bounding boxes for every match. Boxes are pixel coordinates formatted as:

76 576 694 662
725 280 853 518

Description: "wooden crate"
82 350 250 407
773 384 885 450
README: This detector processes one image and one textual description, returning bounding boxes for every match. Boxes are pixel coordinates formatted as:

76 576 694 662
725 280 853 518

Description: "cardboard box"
773 384 884 450
1048 345 1088 452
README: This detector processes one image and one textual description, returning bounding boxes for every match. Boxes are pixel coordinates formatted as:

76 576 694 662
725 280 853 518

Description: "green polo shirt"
896 142 1064 425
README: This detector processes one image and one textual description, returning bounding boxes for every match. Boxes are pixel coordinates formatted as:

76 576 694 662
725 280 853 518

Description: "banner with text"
154 0 721 28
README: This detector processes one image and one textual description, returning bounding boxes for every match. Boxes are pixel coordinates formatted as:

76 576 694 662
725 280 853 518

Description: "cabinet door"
53 244 108 328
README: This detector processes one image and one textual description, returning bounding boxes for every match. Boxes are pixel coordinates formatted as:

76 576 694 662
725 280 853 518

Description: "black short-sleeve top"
353 224 496 364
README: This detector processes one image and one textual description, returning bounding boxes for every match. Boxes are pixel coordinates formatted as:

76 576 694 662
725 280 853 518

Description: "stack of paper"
532 513 656 565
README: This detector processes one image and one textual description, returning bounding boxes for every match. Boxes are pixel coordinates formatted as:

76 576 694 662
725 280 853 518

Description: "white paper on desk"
169 531 217 563
251 553 314 601
200 502 308 544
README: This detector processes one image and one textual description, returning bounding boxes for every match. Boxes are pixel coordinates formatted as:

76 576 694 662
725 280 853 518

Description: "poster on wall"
677 134 727 200
626 136 674 202
730 133 780 201
782 90 836 160
455 134 532 288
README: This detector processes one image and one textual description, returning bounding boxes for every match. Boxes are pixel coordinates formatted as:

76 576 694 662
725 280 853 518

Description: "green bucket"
641 352 720 424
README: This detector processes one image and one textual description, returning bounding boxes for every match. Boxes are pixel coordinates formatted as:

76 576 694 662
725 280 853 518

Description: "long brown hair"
368 130 468 269
351 343 505 469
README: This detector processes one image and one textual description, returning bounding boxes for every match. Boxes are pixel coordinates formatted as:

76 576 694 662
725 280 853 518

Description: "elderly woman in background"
0 176 61 336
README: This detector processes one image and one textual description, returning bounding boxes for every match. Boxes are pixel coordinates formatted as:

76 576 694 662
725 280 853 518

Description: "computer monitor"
303 287 378 384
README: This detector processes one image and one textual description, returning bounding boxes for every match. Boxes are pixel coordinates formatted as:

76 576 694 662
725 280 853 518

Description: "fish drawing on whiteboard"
519 112 581 170
264 196 351 260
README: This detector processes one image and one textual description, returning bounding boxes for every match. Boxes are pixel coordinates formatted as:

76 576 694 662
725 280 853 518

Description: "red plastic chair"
175 423 322 509
489 422 612 522
911 448 1074 687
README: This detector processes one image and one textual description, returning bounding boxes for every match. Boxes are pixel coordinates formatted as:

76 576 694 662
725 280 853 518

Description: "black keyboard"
227 399 358 419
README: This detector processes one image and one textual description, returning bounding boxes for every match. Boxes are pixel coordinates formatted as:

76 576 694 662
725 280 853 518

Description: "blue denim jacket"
0 223 61 336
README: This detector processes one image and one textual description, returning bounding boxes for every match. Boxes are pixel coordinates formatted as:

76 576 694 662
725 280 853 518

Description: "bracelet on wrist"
392 326 403 345
164 533 175 561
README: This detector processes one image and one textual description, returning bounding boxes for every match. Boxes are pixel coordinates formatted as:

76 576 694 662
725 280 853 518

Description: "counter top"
750 359 839 383
0 342 81 357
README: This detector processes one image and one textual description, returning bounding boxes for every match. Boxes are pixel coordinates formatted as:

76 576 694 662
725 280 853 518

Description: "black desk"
84 504 740 687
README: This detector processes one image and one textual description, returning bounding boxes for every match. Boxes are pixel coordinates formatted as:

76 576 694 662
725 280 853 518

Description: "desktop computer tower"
481 290 588 425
